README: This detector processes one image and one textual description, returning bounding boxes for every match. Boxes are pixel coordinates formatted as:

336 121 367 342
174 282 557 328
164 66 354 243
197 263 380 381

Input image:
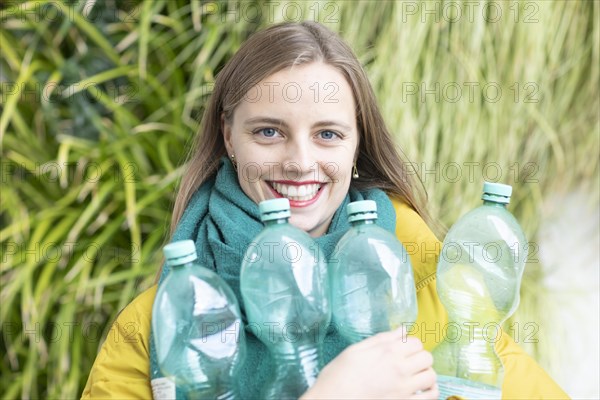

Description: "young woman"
82 21 568 399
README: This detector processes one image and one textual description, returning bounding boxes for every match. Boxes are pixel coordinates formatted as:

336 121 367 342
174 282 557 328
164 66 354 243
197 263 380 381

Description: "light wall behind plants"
1 1 598 398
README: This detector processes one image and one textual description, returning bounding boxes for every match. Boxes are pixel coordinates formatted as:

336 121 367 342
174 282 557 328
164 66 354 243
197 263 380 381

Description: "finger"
410 383 439 400
403 350 434 374
391 325 408 338
406 368 437 394
352 328 406 351
391 335 425 357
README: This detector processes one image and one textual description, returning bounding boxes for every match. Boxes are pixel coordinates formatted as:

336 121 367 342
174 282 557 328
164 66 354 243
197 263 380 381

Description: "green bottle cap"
482 181 512 204
347 200 378 222
163 240 198 267
259 198 291 222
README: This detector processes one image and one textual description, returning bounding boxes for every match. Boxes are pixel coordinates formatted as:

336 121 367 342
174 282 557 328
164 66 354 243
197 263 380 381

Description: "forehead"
234 63 357 125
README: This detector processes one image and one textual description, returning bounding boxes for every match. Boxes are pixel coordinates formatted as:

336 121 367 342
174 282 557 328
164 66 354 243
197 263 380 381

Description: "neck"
350 219 375 227
170 261 194 270
264 218 288 227
483 200 507 208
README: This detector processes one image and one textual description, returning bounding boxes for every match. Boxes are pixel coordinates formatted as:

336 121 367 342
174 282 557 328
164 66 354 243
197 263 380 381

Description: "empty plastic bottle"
240 198 331 399
432 182 528 399
329 200 417 343
152 240 246 399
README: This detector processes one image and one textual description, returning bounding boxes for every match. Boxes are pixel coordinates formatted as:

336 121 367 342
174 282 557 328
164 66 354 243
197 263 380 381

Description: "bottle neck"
264 217 289 227
482 200 507 208
350 218 376 227
169 260 196 270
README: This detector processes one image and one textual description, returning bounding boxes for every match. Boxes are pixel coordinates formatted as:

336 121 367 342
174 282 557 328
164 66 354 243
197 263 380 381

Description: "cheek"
330 162 353 186
327 168 352 202
238 178 265 204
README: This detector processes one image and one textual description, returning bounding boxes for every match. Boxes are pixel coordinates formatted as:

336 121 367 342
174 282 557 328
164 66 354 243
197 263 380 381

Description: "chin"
291 216 328 237
288 216 312 231
288 216 308 230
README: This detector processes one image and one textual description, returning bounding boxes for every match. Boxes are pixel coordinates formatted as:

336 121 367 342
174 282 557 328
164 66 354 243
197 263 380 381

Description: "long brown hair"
171 21 432 236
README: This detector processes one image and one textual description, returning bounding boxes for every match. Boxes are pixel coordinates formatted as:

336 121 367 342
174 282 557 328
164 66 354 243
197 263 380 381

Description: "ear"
221 113 233 155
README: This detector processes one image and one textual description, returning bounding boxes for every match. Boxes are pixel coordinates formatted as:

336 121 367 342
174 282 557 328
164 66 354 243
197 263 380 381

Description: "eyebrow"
244 116 352 131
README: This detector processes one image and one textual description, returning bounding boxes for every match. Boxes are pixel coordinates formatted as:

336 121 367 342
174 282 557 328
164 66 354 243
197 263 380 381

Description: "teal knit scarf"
150 157 396 399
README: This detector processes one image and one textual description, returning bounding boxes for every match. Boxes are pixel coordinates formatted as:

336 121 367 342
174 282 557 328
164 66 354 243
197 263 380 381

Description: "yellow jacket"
82 200 568 399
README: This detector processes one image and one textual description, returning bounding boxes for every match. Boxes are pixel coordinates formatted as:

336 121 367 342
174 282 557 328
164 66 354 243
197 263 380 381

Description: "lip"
266 181 327 208
269 180 323 186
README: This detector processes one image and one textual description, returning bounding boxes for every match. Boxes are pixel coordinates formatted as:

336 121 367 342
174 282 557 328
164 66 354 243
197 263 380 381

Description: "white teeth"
271 182 321 201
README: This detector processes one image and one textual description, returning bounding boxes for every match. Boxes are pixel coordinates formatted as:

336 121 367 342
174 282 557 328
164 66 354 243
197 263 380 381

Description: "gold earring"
353 164 359 179
230 154 238 171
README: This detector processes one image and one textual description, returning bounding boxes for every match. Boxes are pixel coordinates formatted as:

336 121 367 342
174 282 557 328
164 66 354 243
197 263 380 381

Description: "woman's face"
223 62 359 237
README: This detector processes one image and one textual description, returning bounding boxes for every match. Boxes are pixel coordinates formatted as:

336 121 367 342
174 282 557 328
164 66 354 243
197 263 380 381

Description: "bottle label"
437 375 501 400
151 377 176 400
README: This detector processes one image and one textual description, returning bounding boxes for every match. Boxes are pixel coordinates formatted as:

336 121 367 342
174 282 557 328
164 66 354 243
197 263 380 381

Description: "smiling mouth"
267 181 324 202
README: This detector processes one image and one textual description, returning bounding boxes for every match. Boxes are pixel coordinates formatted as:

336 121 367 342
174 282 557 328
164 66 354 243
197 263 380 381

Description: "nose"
282 136 315 181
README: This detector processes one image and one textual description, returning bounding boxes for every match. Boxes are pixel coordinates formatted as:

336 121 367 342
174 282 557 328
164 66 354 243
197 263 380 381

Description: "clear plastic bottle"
240 198 331 399
152 240 246 399
329 200 417 343
433 182 528 399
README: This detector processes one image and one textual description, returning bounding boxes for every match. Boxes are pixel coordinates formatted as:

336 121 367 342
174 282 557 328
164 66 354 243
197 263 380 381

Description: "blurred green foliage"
1 1 598 398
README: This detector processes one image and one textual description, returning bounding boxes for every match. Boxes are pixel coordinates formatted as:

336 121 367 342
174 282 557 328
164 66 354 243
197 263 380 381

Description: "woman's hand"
301 328 438 399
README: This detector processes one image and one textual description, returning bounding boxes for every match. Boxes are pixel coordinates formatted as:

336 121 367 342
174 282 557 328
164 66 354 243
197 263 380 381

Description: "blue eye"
319 130 337 140
258 128 278 137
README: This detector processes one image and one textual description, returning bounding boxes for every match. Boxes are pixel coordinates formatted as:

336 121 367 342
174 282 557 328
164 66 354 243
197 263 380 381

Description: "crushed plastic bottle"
433 182 528 399
152 240 246 399
329 200 417 343
240 198 331 399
